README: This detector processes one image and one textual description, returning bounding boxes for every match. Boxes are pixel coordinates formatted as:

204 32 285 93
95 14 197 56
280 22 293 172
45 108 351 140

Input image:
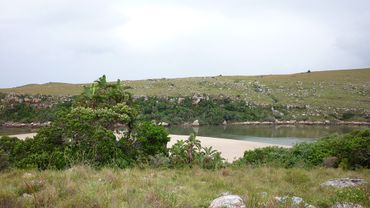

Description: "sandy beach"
168 134 290 162
7 133 290 162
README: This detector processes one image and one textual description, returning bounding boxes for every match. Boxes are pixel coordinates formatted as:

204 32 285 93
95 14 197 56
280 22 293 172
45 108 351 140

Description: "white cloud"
0 0 369 87
113 5 225 51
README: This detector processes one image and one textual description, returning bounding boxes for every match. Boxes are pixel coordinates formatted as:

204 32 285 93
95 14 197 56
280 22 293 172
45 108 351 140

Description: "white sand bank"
168 134 290 162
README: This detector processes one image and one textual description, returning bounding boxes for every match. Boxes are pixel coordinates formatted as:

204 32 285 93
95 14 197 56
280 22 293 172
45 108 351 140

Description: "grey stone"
331 203 363 208
209 194 246 208
158 122 169 127
275 196 315 208
22 193 33 198
321 178 367 188
291 196 304 205
192 120 200 126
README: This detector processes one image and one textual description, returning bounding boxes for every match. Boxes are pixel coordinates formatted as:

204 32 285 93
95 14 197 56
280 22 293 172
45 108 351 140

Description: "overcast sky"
0 0 369 87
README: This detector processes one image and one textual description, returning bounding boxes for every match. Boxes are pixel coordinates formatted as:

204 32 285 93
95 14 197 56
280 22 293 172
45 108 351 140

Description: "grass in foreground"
0 166 369 208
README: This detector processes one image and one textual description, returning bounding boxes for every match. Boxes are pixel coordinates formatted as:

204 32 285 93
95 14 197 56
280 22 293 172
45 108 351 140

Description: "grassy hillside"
1 68 369 110
0 166 369 208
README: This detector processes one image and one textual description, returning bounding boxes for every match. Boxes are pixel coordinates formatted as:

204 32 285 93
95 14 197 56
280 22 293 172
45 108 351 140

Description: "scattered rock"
158 122 169 127
22 193 33 198
291 196 304 205
209 192 246 208
177 97 185 104
22 173 34 179
192 120 200 126
274 196 289 204
274 196 315 208
321 178 367 188
331 203 363 208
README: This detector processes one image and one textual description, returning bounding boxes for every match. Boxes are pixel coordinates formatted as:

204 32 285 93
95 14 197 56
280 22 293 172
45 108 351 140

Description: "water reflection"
167 125 365 146
0 128 39 136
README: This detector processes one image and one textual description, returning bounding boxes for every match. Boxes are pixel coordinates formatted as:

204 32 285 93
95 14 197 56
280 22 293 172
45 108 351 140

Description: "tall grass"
0 166 368 207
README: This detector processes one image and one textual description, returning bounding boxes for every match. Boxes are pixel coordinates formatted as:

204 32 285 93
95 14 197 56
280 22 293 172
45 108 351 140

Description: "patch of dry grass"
0 166 369 207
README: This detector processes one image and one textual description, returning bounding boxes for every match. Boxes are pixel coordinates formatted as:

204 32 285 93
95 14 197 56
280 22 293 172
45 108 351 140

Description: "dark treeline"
1 94 367 126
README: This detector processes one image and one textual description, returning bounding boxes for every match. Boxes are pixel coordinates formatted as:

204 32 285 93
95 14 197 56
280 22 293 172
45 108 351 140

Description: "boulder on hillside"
209 192 246 208
158 122 169 127
192 120 200 126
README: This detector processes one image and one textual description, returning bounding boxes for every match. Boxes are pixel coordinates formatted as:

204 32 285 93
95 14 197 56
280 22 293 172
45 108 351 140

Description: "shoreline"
5 133 290 162
228 120 370 126
2 120 370 129
168 134 290 162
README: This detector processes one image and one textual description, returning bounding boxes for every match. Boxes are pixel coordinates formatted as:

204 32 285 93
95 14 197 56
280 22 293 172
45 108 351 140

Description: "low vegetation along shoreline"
1 120 370 129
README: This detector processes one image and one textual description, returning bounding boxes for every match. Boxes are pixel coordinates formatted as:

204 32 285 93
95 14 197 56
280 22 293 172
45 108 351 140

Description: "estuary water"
0 125 366 146
167 125 365 146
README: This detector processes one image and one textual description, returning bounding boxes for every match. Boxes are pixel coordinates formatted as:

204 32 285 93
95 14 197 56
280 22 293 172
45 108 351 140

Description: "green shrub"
134 122 170 157
238 129 370 169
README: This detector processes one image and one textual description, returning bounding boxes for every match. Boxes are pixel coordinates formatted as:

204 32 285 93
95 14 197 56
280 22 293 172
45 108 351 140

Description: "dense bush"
237 129 370 169
0 100 72 123
135 97 274 125
0 76 170 170
134 122 170 156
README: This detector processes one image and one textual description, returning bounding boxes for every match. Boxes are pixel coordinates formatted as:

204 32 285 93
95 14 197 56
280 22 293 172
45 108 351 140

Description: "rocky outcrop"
0 93 72 109
321 178 367 188
1 122 51 128
331 203 363 208
192 120 200 126
209 192 246 208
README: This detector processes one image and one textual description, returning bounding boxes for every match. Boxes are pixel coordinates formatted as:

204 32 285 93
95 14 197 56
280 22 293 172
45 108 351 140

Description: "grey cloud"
0 0 369 87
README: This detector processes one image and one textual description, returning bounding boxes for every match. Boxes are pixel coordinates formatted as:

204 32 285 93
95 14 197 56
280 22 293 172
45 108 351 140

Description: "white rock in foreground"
209 194 245 208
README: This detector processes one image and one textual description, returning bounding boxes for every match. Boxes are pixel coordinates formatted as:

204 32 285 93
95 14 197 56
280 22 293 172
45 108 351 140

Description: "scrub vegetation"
0 75 369 207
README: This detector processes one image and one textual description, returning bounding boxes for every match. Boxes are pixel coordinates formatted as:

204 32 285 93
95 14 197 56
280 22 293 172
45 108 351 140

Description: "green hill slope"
1 68 369 110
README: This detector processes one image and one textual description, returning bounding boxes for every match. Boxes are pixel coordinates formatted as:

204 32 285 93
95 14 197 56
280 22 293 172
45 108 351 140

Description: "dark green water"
0 128 39 136
1 125 366 146
167 125 366 146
